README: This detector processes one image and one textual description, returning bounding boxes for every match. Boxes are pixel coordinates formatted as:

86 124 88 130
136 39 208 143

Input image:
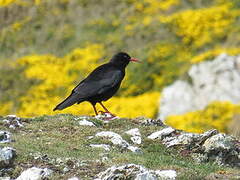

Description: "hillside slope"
0 114 239 179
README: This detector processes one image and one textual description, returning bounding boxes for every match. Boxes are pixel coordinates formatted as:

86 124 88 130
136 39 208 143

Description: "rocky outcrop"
95 164 177 180
148 127 240 167
16 167 52 180
159 54 240 119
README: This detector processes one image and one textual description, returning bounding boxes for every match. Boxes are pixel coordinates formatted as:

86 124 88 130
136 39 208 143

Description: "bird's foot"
98 111 117 120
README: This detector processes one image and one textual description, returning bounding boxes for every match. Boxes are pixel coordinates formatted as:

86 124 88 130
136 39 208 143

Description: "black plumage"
53 52 139 116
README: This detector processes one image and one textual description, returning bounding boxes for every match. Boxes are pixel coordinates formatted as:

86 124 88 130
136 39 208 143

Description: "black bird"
53 52 140 116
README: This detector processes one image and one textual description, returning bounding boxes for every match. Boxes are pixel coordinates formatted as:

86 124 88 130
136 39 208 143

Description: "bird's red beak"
130 57 141 63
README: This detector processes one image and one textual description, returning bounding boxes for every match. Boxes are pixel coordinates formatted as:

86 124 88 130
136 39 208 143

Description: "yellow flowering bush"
166 101 240 133
191 47 240 63
162 3 239 48
0 0 17 6
4 43 160 118
105 92 160 118
124 0 179 32
0 0 51 6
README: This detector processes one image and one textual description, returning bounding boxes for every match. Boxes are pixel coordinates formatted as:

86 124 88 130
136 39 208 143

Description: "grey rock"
125 128 142 144
78 119 96 127
203 133 240 166
95 113 119 121
95 164 145 179
0 147 16 168
95 131 141 153
135 172 158 180
6 115 20 120
0 131 11 143
68 177 80 180
95 164 176 180
63 166 70 173
162 133 200 148
0 177 10 180
147 125 240 167
198 129 219 143
148 127 175 140
191 153 208 163
130 136 142 145
127 145 142 153
96 131 128 147
125 128 141 137
155 170 177 180
159 54 240 119
140 118 165 126
89 144 111 151
203 133 235 152
16 167 52 180
3 115 23 129
101 156 109 162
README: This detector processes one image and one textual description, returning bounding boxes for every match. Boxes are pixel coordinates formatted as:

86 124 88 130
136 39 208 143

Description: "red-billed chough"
53 52 140 117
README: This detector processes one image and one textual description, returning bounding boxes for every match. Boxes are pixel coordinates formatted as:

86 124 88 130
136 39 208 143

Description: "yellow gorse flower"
166 101 240 133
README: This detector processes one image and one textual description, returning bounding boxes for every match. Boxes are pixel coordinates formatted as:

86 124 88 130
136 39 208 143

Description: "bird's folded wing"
72 70 123 98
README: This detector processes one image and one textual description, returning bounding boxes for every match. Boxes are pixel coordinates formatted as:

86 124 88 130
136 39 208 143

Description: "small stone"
95 131 141 153
90 144 111 151
16 167 53 180
95 131 128 147
0 177 11 180
155 170 177 180
79 119 96 127
127 146 142 153
135 171 158 180
191 153 208 163
148 127 175 140
63 167 70 173
101 156 108 162
125 128 141 137
0 147 16 168
87 136 94 139
125 128 142 144
68 177 80 180
130 136 142 145
0 131 11 143
95 113 119 121
2 115 23 129
140 118 164 126
6 115 19 120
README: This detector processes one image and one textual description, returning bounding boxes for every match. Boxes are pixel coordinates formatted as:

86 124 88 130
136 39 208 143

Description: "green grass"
1 114 239 179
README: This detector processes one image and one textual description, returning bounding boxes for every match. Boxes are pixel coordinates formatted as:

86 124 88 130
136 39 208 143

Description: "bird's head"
110 52 140 68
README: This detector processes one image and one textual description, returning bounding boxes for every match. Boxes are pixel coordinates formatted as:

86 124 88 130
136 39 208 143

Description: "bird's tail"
53 94 83 111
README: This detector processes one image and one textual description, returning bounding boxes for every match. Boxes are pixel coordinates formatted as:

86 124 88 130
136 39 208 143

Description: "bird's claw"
97 111 116 120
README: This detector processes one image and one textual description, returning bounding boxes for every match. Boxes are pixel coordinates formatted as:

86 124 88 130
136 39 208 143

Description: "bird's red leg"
92 104 98 116
99 102 115 117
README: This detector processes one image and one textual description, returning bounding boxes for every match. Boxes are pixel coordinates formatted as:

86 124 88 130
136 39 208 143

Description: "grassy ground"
1 114 239 179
